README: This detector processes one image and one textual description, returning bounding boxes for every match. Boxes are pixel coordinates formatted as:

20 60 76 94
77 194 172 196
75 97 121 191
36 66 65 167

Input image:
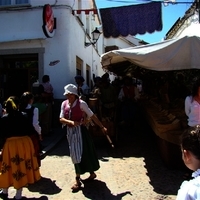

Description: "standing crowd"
1 73 200 199
59 74 142 192
0 75 53 199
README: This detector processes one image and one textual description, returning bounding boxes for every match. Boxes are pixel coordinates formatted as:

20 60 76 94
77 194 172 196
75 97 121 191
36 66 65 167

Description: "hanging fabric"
72 9 98 15
99 2 162 38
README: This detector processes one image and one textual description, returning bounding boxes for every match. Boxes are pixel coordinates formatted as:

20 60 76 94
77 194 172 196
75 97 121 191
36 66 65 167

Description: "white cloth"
26 104 41 135
118 86 140 101
81 83 90 95
185 96 200 127
41 82 53 94
176 169 200 200
67 125 82 164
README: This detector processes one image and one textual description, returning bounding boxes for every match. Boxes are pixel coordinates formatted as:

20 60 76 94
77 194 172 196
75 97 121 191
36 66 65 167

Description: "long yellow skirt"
0 136 41 189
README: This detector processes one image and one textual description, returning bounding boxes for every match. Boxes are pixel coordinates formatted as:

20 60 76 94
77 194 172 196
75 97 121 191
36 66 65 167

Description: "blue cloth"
100 2 162 38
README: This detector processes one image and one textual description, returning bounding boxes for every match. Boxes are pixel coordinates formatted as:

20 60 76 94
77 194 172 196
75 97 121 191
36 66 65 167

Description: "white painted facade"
171 12 200 39
105 36 142 49
0 0 143 100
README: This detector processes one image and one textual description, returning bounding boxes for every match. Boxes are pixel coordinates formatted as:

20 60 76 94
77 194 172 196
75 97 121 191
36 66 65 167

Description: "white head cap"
63 84 79 97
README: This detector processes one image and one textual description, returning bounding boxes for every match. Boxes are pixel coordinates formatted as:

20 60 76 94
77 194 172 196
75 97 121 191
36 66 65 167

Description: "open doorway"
0 54 38 103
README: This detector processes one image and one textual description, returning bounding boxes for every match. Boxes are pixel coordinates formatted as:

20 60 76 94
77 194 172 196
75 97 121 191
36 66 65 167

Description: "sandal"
85 173 97 181
71 182 82 191
71 177 82 192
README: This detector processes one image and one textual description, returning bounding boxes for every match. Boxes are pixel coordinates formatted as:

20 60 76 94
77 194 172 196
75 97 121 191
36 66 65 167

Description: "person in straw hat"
59 84 107 192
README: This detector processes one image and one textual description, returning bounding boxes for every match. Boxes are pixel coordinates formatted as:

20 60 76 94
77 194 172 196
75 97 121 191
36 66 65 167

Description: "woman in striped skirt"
59 84 107 192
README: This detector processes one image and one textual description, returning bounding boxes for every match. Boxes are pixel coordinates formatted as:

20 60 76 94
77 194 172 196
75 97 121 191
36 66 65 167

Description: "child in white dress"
176 125 200 200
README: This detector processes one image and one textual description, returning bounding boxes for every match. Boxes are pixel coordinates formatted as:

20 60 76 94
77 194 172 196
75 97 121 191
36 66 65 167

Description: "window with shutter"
0 0 29 6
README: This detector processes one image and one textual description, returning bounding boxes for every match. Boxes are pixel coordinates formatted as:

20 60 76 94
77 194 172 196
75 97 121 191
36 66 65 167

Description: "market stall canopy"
101 24 200 72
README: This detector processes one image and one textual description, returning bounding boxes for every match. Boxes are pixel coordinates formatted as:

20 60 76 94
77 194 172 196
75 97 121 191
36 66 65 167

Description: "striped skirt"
0 136 41 189
74 126 100 174
67 125 83 164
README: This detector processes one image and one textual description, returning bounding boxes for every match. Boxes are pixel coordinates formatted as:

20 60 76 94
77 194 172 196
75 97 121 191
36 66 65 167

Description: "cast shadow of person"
80 179 132 200
7 197 48 200
27 176 62 195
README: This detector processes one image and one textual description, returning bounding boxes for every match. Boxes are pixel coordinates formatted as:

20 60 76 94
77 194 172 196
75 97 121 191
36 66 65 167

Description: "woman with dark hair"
185 78 200 127
0 96 41 200
40 75 54 97
59 84 107 192
118 76 140 126
20 91 42 166
74 75 90 97
176 125 200 199
39 75 54 135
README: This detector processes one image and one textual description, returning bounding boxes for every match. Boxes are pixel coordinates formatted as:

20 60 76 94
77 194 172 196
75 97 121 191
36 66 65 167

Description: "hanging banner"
72 9 97 15
100 2 162 38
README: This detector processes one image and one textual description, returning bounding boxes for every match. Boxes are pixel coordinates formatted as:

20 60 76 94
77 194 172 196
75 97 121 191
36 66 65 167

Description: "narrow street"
3 113 187 200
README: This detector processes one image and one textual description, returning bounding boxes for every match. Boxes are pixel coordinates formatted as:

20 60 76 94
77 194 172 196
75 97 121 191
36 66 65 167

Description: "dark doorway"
0 54 38 103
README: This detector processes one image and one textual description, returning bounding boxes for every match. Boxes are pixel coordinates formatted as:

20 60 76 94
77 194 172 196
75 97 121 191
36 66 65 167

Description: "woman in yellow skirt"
0 96 41 200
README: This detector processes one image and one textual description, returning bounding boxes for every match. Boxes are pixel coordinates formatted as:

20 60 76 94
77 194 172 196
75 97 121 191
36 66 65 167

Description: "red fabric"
123 86 135 100
63 100 84 122
29 134 41 167
72 9 97 15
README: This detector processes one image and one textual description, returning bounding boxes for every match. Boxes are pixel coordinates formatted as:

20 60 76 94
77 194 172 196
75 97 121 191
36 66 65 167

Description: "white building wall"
0 0 104 99
30 0 74 6
104 36 141 49
0 0 143 99
170 12 200 39
0 9 45 42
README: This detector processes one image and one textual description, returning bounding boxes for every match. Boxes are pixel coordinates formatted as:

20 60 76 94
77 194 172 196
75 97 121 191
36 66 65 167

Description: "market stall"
100 28 200 169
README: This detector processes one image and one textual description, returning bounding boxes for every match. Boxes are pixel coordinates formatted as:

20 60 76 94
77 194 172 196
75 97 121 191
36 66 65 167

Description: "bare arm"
59 117 80 127
90 114 107 134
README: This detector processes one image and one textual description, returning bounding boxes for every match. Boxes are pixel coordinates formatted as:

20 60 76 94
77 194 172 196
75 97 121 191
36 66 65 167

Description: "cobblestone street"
2 118 188 200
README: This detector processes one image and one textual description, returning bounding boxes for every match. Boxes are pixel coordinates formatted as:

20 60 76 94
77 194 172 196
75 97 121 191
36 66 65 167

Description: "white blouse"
185 96 200 127
118 86 140 101
176 169 200 200
26 104 41 135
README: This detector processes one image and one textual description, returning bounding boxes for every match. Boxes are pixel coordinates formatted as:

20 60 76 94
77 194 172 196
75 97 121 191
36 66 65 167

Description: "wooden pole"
105 134 114 148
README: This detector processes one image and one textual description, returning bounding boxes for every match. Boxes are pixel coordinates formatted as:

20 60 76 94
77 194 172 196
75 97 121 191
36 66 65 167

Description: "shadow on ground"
7 197 48 200
47 107 187 197
96 116 187 196
80 179 132 200
27 177 62 195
